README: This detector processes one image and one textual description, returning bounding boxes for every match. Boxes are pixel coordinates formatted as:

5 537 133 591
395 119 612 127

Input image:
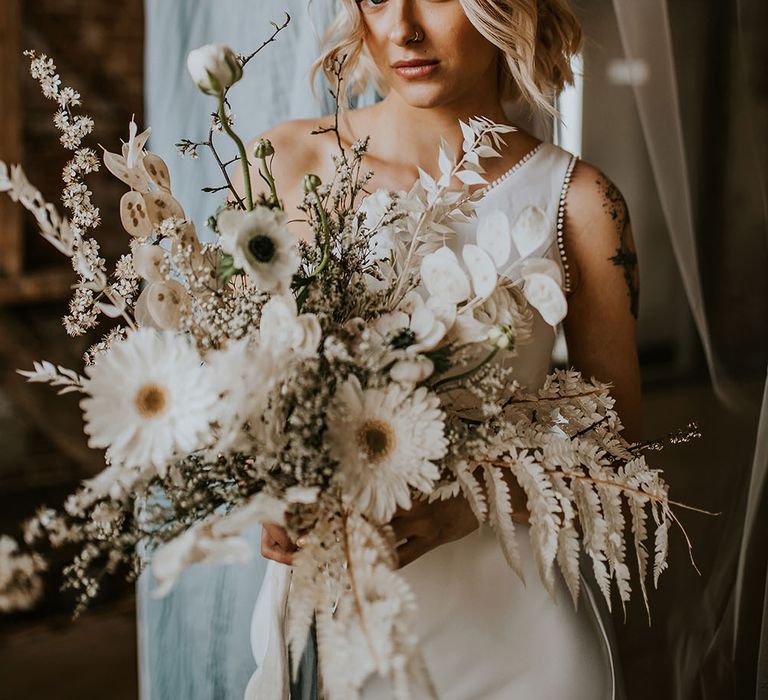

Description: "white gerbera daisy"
328 375 447 523
80 329 217 475
217 206 299 294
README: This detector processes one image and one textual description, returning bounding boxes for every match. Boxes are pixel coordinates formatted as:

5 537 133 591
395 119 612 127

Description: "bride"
233 0 641 697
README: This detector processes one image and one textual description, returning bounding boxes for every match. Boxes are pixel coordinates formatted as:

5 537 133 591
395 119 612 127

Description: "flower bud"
487 325 513 350
253 138 274 159
302 174 322 193
187 44 242 96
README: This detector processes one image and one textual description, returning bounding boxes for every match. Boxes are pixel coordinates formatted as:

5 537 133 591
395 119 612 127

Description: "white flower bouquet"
0 24 703 699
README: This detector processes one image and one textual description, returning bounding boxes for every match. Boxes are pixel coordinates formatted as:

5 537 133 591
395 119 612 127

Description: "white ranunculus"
259 294 322 359
420 246 471 305
217 207 300 294
186 43 243 96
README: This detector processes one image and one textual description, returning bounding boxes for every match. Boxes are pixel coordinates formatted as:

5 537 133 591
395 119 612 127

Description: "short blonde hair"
310 0 583 116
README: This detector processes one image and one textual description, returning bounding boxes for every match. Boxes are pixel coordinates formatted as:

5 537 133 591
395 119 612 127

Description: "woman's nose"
387 0 423 47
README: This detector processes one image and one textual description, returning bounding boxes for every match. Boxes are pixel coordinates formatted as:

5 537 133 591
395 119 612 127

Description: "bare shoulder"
564 159 630 233
561 158 639 319
242 118 325 191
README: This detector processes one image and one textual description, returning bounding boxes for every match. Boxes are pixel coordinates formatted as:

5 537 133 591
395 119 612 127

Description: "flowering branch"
217 94 253 211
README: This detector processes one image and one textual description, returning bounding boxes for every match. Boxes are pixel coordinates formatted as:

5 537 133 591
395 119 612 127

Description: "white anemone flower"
217 206 300 294
328 375 447 523
259 294 321 359
80 329 217 475
374 301 446 356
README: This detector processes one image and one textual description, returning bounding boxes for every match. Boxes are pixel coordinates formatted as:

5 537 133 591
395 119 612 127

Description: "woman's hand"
260 522 297 566
390 493 480 569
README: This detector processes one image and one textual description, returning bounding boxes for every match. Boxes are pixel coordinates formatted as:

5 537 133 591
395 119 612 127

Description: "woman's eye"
358 0 387 8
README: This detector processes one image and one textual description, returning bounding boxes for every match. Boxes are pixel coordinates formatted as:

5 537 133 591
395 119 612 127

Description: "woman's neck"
345 88 510 180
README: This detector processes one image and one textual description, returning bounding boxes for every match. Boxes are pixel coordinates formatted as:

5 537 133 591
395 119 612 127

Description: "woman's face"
357 0 500 108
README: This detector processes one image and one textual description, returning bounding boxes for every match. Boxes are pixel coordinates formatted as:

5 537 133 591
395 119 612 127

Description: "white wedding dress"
246 142 620 700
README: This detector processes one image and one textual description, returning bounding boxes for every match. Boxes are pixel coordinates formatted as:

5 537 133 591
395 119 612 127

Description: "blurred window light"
607 58 651 86
555 53 584 157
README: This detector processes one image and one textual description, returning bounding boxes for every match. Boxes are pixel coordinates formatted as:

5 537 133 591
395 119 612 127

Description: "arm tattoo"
597 173 639 319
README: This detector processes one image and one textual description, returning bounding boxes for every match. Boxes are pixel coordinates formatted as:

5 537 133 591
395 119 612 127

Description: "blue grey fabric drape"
138 2 375 698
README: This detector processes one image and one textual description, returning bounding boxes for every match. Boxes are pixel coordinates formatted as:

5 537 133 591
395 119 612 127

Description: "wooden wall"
0 0 144 489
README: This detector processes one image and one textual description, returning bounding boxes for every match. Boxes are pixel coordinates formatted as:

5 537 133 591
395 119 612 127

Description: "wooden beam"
0 310 102 477
0 0 23 276
0 268 74 306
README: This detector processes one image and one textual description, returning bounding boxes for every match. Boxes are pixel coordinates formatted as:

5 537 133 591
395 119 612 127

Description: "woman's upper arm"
560 160 643 441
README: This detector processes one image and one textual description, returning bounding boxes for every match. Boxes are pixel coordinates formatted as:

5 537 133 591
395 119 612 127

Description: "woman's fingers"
395 536 429 569
261 523 295 565
263 522 295 550
390 514 431 542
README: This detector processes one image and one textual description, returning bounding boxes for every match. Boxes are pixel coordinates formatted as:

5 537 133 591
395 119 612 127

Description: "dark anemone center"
389 328 416 350
248 233 276 263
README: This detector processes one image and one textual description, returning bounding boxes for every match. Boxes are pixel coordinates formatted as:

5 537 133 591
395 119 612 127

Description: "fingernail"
296 536 307 548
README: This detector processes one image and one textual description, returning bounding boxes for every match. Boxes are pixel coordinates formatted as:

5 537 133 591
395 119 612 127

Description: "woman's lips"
392 62 439 80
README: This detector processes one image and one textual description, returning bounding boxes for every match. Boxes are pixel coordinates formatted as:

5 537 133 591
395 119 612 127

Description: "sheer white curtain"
611 1 768 696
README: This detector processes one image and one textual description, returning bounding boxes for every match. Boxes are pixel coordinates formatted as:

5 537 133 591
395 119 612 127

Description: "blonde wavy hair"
309 0 583 116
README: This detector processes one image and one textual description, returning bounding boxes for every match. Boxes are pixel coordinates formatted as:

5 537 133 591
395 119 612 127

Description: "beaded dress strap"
556 154 579 294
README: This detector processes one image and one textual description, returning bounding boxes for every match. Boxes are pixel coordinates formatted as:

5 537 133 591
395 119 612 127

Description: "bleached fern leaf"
482 466 524 581
427 479 461 503
572 478 612 610
507 450 560 593
455 460 487 522
286 545 324 682
652 501 670 588
594 479 631 611
549 472 580 606
557 524 581 607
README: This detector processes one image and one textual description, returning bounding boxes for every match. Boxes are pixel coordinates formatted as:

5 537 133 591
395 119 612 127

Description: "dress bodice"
451 141 578 393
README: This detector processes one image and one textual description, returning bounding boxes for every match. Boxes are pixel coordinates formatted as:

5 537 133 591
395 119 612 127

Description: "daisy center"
357 418 396 463
135 383 169 418
248 233 276 263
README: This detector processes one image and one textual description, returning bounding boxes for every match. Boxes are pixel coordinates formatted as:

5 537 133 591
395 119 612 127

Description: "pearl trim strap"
556 154 579 294
478 143 545 196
